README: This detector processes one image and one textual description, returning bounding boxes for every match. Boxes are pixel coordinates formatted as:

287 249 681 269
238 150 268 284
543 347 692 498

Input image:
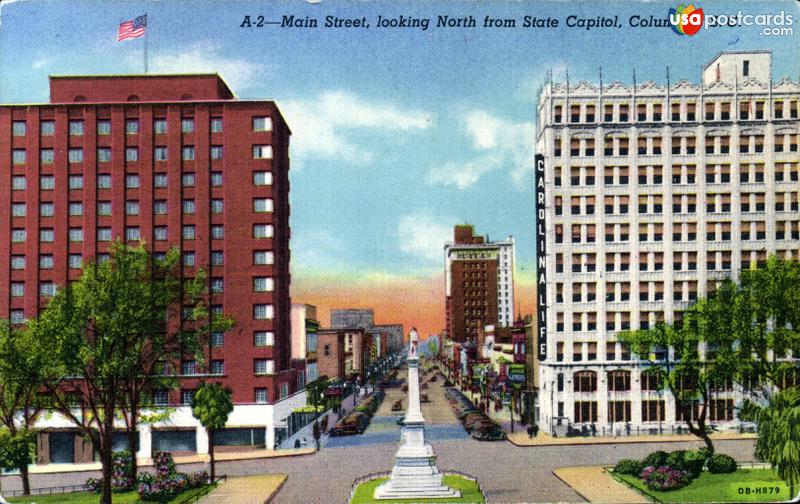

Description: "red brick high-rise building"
0 74 301 456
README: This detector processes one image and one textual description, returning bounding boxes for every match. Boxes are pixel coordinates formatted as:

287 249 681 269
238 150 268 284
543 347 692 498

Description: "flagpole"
144 12 149 74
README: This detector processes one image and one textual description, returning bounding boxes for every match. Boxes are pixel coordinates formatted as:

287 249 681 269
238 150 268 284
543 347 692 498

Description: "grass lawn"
616 469 791 503
6 483 215 504
350 475 484 504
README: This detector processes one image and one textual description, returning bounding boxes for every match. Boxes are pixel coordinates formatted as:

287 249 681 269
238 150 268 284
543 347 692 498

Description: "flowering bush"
85 477 102 493
153 451 176 478
641 465 691 491
136 453 209 502
111 450 135 491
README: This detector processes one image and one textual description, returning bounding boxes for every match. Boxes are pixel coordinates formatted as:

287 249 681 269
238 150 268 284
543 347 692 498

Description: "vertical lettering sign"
535 154 547 360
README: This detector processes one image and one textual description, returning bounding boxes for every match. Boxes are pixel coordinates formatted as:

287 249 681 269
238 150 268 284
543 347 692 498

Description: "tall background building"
536 51 799 433
0 74 302 460
444 224 515 343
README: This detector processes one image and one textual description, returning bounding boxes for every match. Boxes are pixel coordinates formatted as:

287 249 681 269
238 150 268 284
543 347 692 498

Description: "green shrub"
666 450 688 471
614 459 644 476
707 453 737 473
682 450 706 478
698 447 713 462
642 450 668 468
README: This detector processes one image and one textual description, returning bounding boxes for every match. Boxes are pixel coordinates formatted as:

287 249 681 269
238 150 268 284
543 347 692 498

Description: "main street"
0 370 756 503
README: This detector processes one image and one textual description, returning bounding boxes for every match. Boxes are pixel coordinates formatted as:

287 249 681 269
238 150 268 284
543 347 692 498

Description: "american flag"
118 15 147 42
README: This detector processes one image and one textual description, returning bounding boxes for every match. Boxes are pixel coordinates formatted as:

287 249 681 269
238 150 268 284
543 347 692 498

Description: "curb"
265 475 288 504
551 468 594 503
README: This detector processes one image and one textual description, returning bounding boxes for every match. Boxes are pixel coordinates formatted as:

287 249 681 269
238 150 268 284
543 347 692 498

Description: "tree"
0 322 46 495
305 376 329 451
0 429 36 497
741 389 800 500
191 382 233 482
29 243 230 504
620 280 740 454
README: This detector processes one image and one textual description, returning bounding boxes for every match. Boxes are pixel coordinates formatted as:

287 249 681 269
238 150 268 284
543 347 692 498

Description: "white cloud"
427 109 535 189
426 154 501 190
133 40 267 92
398 213 454 264
282 91 434 166
32 56 50 70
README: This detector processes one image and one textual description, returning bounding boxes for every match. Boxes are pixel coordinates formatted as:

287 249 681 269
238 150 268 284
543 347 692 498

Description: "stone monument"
374 328 460 500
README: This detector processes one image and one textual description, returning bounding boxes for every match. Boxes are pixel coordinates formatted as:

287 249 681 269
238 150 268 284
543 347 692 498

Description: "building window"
211 360 225 375
12 121 26 136
97 201 112 216
12 150 26 164
12 176 26 190
253 250 274 265
68 175 84 190
11 203 26 217
573 401 598 423
211 251 224 266
254 359 275 375
211 225 224 240
254 331 275 347
182 225 195 240
181 118 195 133
253 145 273 159
210 278 224 293
211 199 224 214
11 256 26 269
253 198 273 213
154 173 168 188
40 121 55 136
253 224 274 239
153 390 169 406
211 332 224 348
210 117 223 133
154 147 168 161
210 146 223 160
68 148 83 163
154 200 167 214
39 283 56 297
11 283 24 297
181 360 197 376
97 174 112 189
573 371 597 392
280 383 289 399
68 120 84 136
154 227 167 241
253 116 273 132
125 147 139 162
97 228 112 241
182 173 195 187
181 389 195 405
69 254 82 269
40 229 54 242
69 228 83 242
125 175 140 188
182 199 195 214
10 310 25 324
98 148 112 162
253 171 273 186
41 202 55 216
211 172 223 186
40 149 54 164
154 119 167 134
125 119 139 135
182 146 195 160
253 277 274 292
183 252 195 267
125 227 140 241
96 120 111 135
125 201 139 215
254 304 274 320
255 388 268 404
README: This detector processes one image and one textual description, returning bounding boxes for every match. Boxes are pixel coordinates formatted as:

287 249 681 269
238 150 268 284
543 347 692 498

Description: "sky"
1 0 798 338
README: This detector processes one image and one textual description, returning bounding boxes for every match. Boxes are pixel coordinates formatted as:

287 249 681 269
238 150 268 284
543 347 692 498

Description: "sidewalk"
507 429 757 447
553 466 648 503
197 474 287 504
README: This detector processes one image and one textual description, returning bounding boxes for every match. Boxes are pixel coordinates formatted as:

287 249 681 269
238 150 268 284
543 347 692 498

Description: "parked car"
391 400 403 411
330 412 370 436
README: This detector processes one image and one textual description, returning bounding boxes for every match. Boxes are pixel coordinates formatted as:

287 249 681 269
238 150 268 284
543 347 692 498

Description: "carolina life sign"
535 153 546 360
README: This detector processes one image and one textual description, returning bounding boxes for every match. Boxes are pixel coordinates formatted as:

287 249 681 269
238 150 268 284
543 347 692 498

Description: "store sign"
509 364 526 383
535 153 547 360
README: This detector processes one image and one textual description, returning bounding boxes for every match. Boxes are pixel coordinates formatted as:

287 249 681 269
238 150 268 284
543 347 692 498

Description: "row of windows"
554 162 798 187
169 384 287 406
555 134 798 158
10 116 273 137
552 99 799 125
9 223 274 243
9 170 273 190
557 281 702 303
8 250 275 272
11 144 273 164
9 198 275 217
555 222 800 245
558 193 799 217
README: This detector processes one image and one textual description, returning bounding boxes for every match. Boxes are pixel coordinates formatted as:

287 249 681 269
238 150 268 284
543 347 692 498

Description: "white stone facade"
535 51 800 433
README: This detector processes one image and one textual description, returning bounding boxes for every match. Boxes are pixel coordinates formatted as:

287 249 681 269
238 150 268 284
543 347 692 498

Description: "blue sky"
1 0 798 323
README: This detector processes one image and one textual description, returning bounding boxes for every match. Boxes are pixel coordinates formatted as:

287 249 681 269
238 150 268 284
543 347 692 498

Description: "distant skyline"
2 0 798 337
